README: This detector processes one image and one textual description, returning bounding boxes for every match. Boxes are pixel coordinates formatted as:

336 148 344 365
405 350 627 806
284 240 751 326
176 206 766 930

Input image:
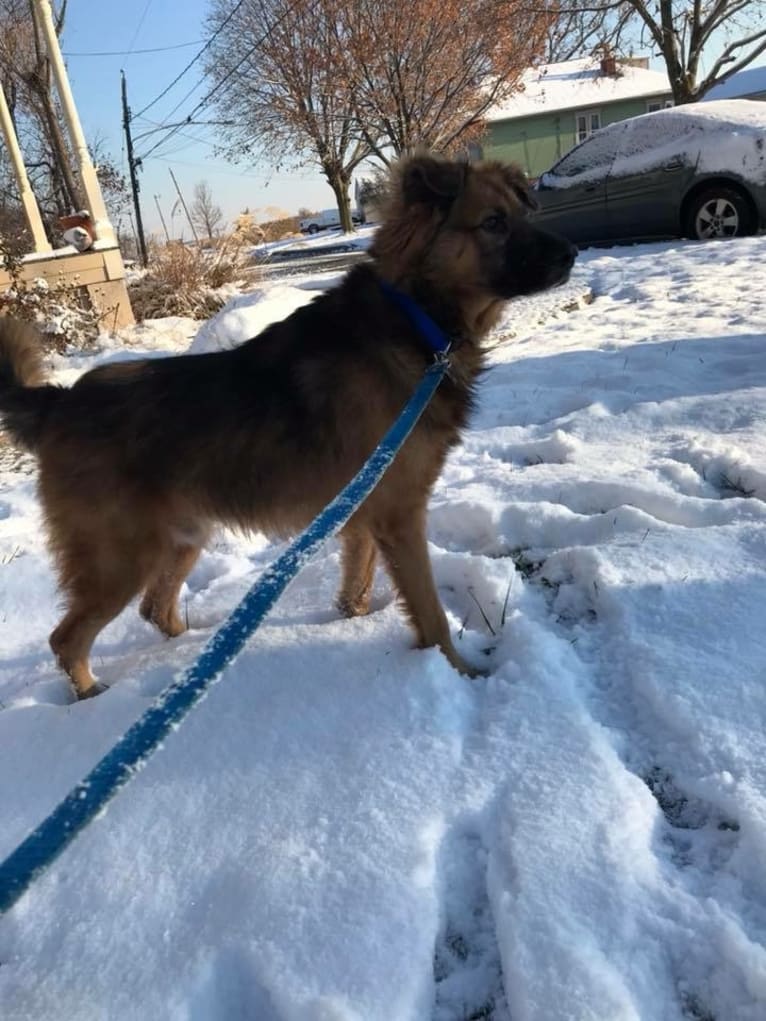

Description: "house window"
647 99 674 112
575 110 601 143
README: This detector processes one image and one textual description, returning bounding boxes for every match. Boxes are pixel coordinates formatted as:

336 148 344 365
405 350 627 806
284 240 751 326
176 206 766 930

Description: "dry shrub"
258 215 300 242
129 236 247 321
0 239 102 351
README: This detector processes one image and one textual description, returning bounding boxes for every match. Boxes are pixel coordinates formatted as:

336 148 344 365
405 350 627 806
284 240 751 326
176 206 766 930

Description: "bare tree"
190 180 224 239
544 0 635 62
205 0 372 233
0 0 83 227
0 1 82 209
90 132 130 224
542 0 766 102
625 0 766 103
335 0 553 164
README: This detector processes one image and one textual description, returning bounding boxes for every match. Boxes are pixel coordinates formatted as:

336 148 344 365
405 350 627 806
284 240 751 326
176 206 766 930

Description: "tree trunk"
30 86 82 211
26 0 82 211
326 168 354 233
39 90 82 210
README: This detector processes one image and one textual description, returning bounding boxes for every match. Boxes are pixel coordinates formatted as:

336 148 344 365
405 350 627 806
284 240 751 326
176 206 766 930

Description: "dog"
0 154 575 699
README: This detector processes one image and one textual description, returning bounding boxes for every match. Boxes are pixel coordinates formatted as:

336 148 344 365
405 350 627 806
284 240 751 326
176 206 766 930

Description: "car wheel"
307 224 320 235
686 187 754 241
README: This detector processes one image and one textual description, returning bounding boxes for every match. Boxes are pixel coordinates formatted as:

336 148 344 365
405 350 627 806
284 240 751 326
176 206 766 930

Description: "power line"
63 41 202 57
132 117 232 144
125 0 155 62
152 155 271 179
152 77 206 127
132 0 248 121
153 154 317 183
137 0 320 162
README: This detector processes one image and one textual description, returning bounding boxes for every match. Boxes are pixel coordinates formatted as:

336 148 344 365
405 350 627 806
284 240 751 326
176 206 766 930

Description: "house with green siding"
481 56 672 179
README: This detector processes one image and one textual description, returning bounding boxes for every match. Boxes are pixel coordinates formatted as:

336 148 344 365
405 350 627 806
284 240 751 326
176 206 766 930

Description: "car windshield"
540 122 627 189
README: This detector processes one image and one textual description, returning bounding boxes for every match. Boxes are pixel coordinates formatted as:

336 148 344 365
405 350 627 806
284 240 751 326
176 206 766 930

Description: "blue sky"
61 0 336 237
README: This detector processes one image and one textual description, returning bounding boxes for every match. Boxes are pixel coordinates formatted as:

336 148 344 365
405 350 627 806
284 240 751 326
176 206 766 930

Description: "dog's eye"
481 214 506 234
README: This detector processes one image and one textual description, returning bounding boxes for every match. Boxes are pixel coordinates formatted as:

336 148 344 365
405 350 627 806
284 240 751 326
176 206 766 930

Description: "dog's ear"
401 155 466 210
501 165 539 212
513 182 539 213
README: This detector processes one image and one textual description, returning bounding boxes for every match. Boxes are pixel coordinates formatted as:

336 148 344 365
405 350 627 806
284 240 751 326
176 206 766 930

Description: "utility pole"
154 194 171 244
168 167 200 245
121 70 148 267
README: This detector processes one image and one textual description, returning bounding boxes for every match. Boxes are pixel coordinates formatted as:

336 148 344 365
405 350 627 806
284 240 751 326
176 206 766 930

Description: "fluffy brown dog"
0 154 575 699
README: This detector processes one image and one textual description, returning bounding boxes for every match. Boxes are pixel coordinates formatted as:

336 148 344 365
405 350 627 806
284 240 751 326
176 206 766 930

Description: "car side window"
541 123 626 188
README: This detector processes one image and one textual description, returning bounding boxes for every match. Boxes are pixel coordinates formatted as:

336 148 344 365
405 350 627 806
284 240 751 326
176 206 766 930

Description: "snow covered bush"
0 239 102 350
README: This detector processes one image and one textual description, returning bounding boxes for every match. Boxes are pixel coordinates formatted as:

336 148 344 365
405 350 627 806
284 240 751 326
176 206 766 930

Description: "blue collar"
379 280 452 358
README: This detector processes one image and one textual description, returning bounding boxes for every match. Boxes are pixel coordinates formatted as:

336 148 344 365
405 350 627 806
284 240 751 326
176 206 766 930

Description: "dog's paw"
459 661 490 680
444 647 490 679
75 681 109 701
336 595 371 619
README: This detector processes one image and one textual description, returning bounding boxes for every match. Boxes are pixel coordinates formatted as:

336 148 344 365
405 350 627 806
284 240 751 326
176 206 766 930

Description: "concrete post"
33 0 116 246
0 81 49 252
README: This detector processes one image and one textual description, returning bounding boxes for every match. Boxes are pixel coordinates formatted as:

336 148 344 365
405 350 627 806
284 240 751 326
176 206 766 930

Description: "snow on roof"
486 57 671 121
704 63 766 101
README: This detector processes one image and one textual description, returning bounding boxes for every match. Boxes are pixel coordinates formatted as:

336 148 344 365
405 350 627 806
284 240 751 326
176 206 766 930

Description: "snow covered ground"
1 235 765 1021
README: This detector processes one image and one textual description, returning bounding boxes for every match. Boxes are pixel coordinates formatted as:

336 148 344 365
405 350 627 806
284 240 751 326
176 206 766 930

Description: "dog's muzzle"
503 224 578 296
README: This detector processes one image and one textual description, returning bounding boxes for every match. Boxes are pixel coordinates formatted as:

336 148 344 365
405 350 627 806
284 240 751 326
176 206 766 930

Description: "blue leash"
0 295 451 914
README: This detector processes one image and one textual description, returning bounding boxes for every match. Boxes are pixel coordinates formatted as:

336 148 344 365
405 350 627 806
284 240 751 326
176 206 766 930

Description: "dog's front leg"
373 514 483 677
337 526 377 617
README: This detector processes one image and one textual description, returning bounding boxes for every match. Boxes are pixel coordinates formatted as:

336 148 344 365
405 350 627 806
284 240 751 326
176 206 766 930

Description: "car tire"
307 224 320 235
685 186 755 241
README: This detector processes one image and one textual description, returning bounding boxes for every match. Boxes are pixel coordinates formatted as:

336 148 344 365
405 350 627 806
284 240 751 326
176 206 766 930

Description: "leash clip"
432 343 453 378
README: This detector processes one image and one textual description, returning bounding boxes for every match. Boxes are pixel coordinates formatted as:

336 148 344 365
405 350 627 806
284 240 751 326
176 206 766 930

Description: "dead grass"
129 236 249 321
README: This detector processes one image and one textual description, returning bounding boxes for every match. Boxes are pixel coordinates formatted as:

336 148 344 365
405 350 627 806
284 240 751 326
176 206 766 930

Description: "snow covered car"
532 100 766 245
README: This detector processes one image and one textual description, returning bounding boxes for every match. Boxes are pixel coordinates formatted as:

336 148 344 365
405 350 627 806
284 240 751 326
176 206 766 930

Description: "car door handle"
663 158 683 171
584 183 600 192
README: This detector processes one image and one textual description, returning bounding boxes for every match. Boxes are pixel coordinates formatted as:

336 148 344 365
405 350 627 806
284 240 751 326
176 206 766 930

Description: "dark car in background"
532 100 766 246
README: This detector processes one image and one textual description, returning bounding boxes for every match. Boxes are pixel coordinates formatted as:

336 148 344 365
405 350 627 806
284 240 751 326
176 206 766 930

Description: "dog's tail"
0 318 61 451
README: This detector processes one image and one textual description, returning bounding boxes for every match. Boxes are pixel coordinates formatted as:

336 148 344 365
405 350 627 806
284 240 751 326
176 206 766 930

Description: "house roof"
704 64 766 100
486 57 671 122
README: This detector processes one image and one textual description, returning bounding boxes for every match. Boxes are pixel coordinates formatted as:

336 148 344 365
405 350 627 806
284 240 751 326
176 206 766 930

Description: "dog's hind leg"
50 559 149 700
337 526 377 617
373 512 484 678
140 543 202 638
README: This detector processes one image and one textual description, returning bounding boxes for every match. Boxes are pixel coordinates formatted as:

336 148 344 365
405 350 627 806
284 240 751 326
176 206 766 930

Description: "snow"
486 57 670 122
540 100 766 189
252 224 376 263
2 234 766 1020
705 65 766 101
190 284 319 353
